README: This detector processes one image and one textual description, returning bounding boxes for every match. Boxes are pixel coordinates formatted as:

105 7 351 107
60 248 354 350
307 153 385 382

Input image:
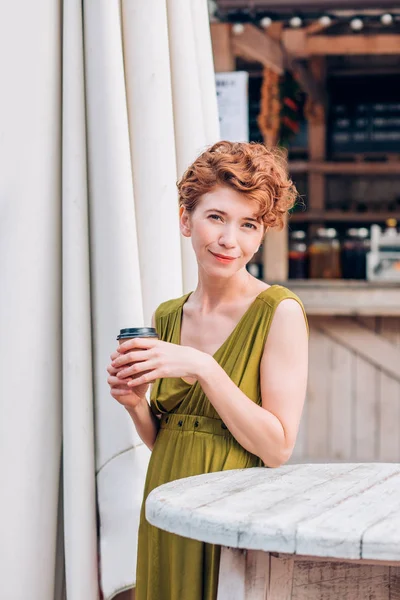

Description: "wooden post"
255 24 289 283
263 216 289 282
210 23 235 72
306 57 327 237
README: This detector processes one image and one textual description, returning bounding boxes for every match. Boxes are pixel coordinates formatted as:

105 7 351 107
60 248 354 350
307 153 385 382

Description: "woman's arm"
114 300 308 464
196 299 308 467
126 398 160 451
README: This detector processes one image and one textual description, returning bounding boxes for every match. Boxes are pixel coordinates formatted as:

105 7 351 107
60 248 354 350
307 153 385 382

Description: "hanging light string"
216 8 399 32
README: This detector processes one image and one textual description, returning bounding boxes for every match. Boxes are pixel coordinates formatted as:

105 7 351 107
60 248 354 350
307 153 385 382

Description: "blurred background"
208 0 400 481
210 0 400 286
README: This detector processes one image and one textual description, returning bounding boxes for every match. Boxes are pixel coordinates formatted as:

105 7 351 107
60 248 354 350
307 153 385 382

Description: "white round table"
146 463 400 600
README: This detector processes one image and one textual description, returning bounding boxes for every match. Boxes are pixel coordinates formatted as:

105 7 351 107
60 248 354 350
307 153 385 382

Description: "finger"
118 337 159 354
107 364 120 376
108 375 130 388
117 359 156 379
110 351 120 360
128 370 159 387
112 350 150 368
111 388 134 398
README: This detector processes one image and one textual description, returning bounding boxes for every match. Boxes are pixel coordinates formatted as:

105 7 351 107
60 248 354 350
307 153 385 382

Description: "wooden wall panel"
354 317 379 461
291 315 400 464
306 327 331 459
330 341 353 461
378 318 400 461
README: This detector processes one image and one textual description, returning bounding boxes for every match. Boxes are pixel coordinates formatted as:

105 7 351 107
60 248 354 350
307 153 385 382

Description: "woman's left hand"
112 338 209 386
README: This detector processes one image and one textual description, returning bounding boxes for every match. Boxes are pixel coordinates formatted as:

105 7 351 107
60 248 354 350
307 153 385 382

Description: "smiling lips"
210 251 238 263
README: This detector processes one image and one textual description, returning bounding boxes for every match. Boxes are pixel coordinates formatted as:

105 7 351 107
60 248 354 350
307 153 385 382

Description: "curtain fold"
1 1 219 599
0 1 62 598
191 0 221 145
62 0 99 597
121 1 183 324
167 0 208 292
83 1 150 597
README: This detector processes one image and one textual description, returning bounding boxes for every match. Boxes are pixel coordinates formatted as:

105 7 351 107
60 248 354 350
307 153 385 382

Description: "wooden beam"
210 23 235 72
307 34 400 56
282 29 308 59
266 22 284 42
305 19 337 36
231 24 284 74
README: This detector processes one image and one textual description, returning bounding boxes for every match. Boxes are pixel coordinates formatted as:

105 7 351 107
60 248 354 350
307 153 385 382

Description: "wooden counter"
282 280 400 316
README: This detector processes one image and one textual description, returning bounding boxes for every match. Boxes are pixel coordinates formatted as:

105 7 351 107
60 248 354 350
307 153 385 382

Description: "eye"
209 214 223 222
243 222 257 230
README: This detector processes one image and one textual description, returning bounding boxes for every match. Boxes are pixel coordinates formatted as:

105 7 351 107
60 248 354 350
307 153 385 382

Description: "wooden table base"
217 549 400 600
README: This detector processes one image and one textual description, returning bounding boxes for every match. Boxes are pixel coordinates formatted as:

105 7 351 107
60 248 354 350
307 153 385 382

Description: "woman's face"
180 185 265 277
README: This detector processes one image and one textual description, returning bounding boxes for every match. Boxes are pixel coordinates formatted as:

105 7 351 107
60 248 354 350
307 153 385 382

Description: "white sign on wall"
215 71 249 142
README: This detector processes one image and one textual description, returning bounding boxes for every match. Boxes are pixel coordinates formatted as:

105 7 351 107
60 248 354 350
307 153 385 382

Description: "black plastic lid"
117 327 158 340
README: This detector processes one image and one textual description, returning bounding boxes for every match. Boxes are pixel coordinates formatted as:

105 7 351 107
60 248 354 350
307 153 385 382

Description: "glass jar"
288 230 308 279
308 227 342 279
341 227 370 279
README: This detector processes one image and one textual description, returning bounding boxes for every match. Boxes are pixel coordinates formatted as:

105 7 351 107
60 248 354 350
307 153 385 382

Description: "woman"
107 141 309 600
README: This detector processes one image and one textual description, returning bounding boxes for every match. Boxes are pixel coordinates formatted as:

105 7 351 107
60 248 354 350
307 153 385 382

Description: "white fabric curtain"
1 1 219 599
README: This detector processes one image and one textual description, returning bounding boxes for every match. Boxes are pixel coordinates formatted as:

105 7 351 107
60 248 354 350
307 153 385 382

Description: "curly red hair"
177 141 297 230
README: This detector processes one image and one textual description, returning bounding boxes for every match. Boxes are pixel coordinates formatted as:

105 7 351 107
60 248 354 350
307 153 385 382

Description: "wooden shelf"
289 161 400 175
290 211 400 223
278 280 400 316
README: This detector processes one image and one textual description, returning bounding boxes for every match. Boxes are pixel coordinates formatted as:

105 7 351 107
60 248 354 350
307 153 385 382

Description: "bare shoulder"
273 297 305 318
268 298 308 342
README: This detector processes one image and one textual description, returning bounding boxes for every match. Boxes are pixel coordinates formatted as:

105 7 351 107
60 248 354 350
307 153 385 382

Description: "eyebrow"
206 209 261 223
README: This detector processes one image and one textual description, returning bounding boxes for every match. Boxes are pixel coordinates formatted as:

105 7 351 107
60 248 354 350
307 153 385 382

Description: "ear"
179 206 192 238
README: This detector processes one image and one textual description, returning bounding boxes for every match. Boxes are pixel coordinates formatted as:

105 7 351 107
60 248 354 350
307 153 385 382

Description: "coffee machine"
367 219 400 281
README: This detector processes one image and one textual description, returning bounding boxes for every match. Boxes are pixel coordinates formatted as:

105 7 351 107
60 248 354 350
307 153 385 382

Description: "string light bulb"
381 13 393 26
289 16 303 28
260 16 273 29
319 15 332 27
350 17 364 31
232 23 244 35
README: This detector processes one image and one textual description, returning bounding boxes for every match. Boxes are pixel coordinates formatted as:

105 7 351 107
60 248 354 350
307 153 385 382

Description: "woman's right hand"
107 350 150 411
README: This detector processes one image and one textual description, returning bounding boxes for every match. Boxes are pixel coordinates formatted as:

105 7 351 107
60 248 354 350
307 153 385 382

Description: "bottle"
341 228 369 279
288 230 308 279
309 227 342 279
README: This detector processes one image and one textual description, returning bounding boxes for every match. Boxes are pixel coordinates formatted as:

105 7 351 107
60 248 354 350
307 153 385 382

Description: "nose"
218 225 237 249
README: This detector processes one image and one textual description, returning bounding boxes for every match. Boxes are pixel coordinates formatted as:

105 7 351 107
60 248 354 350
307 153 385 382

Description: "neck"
191 267 253 311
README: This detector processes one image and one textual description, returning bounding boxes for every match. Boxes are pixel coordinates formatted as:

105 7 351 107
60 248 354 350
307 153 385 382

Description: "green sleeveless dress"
136 285 307 600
